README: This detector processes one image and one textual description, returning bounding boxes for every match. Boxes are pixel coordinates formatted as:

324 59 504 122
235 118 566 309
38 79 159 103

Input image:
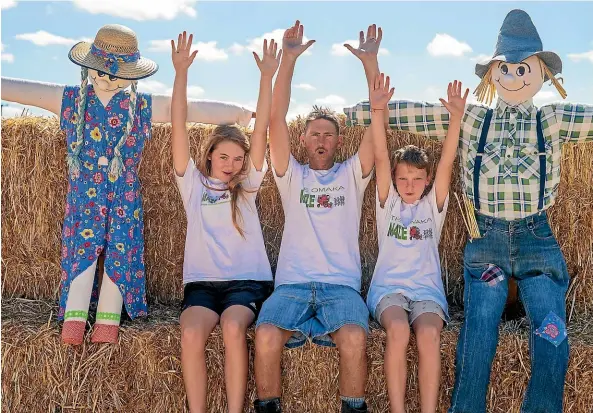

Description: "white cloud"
184 85 205 98
137 79 204 98
1 0 17 10
287 103 313 121
1 43 14 63
567 50 593 63
295 83 316 91
148 39 228 61
533 90 559 106
315 95 346 106
470 53 492 63
137 79 169 94
72 0 197 21
427 33 472 57
1 53 14 63
314 95 348 112
228 43 245 56
15 31 86 47
331 40 389 57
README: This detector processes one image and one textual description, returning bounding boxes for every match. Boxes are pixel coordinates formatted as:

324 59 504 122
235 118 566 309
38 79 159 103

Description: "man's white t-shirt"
367 184 449 319
175 158 272 284
273 153 372 291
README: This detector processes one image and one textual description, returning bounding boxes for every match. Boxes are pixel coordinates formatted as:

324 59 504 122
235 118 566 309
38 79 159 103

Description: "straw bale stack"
1 117 592 313
2 298 593 412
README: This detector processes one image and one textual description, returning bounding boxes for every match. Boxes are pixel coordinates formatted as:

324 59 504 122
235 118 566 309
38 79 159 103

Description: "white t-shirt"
367 184 449 319
175 158 272 284
273 154 372 291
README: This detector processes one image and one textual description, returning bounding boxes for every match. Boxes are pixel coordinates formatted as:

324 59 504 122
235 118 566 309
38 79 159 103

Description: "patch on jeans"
480 264 505 286
535 311 567 347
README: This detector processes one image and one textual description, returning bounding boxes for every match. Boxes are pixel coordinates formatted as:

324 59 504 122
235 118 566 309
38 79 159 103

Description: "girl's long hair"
196 125 252 237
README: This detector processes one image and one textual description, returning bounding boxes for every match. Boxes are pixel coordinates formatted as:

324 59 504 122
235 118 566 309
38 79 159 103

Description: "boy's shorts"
182 280 273 316
256 282 369 348
375 293 447 326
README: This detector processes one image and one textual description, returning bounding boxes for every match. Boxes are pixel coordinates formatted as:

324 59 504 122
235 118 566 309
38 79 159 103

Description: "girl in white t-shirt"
171 32 281 413
367 74 468 413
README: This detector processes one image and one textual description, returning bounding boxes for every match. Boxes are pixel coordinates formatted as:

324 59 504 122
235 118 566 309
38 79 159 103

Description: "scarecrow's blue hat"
475 9 562 81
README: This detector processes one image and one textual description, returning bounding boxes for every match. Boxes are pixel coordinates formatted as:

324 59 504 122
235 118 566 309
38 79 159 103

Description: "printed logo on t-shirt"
387 217 434 241
201 191 230 205
299 186 346 209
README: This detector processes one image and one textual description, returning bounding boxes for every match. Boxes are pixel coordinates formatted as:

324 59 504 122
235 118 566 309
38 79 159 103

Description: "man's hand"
171 31 198 72
282 20 315 62
344 24 383 67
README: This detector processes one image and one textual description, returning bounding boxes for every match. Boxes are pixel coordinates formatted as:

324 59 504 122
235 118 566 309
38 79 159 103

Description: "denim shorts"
256 282 369 348
182 280 273 316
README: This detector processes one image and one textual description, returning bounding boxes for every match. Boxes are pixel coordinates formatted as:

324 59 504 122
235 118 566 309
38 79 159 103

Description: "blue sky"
1 1 592 119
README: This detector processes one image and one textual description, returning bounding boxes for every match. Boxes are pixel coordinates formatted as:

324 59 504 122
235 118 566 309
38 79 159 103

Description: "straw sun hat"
68 24 158 80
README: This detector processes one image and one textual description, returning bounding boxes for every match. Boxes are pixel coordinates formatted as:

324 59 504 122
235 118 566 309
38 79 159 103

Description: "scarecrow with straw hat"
2 24 255 346
344 9 592 412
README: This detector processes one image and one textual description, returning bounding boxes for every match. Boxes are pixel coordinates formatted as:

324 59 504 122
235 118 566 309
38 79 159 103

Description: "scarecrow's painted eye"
500 64 509 75
108 75 117 81
97 71 106 77
516 66 526 77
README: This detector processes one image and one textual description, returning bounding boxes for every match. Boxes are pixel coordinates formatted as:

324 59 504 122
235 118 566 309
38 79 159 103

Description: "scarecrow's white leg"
90 272 123 344
62 260 97 345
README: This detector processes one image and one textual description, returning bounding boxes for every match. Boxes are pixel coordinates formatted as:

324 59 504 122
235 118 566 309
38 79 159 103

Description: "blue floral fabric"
57 84 152 320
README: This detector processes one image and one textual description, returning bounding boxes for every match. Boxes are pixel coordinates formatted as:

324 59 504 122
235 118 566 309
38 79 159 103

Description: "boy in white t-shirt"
253 22 377 413
367 73 467 413
171 33 280 413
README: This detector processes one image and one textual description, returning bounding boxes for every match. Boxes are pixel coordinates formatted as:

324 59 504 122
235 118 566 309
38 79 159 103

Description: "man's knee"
255 324 286 356
334 325 367 358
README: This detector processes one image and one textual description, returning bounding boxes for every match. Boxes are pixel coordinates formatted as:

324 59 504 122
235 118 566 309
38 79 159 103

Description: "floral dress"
57 84 151 320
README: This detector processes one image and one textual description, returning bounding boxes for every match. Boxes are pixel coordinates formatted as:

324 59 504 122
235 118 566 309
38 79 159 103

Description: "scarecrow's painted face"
88 69 132 93
490 55 544 105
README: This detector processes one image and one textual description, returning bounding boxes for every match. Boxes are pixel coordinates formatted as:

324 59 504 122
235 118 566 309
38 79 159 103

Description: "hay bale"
2 298 593 412
1 117 592 314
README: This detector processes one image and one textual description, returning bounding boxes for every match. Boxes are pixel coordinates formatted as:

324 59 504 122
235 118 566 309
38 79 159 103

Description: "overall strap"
473 109 493 211
536 109 547 211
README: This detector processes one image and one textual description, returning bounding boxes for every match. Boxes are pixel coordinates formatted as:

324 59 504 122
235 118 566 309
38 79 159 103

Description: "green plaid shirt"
344 98 593 220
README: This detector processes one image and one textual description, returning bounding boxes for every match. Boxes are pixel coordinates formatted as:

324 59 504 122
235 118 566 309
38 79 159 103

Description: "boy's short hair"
304 105 340 134
391 145 432 175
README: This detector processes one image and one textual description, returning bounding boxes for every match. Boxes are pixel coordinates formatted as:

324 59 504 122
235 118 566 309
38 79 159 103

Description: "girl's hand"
439 80 469 120
253 39 282 78
171 31 198 72
370 72 394 110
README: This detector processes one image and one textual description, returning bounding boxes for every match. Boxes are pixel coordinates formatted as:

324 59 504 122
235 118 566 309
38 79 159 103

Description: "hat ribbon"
90 44 141 75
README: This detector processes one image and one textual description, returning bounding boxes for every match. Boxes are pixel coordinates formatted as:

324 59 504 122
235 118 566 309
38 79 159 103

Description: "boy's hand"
282 20 315 62
171 31 198 72
253 39 282 77
344 24 382 67
439 80 469 120
370 73 394 110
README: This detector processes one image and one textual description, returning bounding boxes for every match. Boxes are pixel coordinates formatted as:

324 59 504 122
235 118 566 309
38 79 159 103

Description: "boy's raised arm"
434 80 469 211
369 73 395 207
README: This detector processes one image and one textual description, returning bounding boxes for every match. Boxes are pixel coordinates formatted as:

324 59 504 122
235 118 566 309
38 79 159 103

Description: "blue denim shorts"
256 282 369 348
